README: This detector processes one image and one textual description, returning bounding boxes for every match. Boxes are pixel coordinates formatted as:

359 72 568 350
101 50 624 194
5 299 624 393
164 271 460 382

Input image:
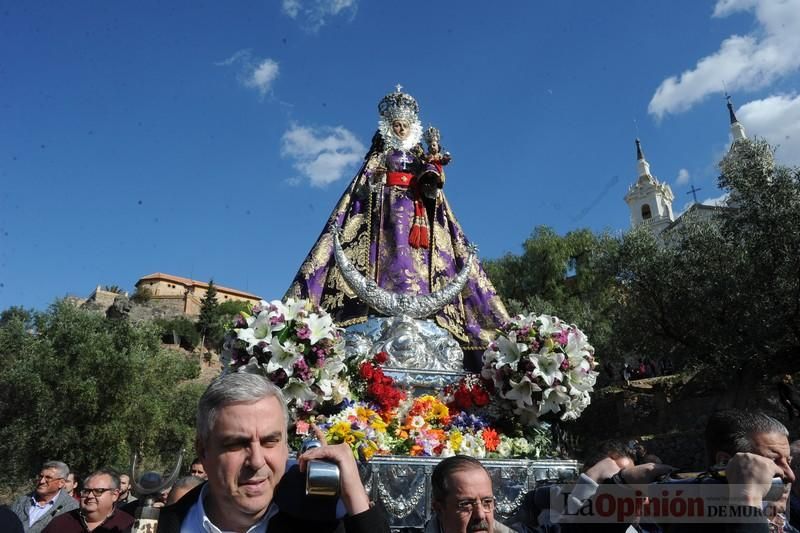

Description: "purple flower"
294 358 311 380
270 315 285 326
296 326 311 340
450 412 488 431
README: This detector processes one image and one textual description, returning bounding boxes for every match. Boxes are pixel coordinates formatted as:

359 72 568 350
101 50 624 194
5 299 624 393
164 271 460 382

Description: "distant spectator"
778 374 800 419
165 476 204 506
622 363 632 385
63 472 79 502
43 468 133 533
116 474 136 507
188 458 207 480
10 460 78 533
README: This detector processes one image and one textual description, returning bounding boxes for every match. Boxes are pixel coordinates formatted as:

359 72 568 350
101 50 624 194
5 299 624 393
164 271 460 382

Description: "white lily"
283 378 317 403
265 337 302 376
503 376 541 409
250 311 273 340
566 367 597 393
304 313 334 345
532 352 565 387
274 297 307 322
494 331 528 368
537 314 563 336
538 385 570 415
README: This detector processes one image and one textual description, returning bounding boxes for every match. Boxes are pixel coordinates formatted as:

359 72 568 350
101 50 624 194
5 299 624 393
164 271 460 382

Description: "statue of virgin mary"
286 86 508 370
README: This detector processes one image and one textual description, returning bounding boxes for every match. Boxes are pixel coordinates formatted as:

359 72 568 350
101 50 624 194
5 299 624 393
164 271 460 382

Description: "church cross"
687 185 702 204
395 84 403 93
397 151 413 170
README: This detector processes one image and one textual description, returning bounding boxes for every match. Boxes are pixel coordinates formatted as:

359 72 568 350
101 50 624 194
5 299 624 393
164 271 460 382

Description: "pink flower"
296 326 310 340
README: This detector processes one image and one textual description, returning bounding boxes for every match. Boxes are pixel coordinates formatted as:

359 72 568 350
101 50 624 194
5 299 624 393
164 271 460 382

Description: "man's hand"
618 463 675 485
584 457 625 484
726 452 784 508
298 443 370 516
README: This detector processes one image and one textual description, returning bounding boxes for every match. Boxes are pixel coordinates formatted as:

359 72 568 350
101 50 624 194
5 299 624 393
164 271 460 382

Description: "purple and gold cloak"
286 139 508 370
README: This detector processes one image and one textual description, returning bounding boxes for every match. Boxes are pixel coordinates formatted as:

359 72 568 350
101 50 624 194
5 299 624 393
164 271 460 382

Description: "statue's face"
392 120 410 140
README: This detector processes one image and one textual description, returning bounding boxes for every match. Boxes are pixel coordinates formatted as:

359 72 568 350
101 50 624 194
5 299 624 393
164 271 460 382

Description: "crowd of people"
0 372 796 533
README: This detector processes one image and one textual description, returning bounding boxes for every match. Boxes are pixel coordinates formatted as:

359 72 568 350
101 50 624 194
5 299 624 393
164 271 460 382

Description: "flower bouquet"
222 297 351 414
481 313 597 424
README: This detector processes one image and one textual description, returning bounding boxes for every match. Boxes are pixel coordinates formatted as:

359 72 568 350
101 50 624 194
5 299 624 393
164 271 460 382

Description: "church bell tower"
624 139 675 235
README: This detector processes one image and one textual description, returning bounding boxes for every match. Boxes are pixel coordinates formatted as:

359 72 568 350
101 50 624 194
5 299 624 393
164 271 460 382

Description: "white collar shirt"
180 483 279 533
27 491 60 526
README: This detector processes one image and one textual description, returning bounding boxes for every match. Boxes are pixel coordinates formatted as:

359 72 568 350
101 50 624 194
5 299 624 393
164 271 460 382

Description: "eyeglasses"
37 475 64 483
455 497 495 514
79 488 115 497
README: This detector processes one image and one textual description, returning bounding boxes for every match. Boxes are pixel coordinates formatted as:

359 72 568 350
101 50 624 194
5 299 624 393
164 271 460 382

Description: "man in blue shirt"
10 460 79 533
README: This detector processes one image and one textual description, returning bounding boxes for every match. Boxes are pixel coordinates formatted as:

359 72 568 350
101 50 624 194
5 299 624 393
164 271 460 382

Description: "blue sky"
2 0 799 310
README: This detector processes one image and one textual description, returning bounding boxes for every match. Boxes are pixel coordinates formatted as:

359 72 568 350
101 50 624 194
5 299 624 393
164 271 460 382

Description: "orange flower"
481 428 500 452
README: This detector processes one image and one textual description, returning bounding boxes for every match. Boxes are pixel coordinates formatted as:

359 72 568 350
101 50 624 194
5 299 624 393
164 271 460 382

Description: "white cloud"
702 192 730 207
676 168 690 185
282 0 358 31
737 93 800 165
215 50 279 97
281 124 365 187
648 0 800 119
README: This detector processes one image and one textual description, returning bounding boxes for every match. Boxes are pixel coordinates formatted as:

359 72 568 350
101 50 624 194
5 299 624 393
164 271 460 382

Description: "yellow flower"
449 430 463 452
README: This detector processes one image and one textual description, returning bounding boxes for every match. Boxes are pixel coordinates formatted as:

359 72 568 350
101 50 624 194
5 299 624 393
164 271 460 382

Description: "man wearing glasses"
427 455 515 533
10 460 78 533
42 468 134 533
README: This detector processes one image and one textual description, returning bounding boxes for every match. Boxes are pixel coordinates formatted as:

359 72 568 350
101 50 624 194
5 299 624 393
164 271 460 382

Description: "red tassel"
420 226 429 248
409 224 421 248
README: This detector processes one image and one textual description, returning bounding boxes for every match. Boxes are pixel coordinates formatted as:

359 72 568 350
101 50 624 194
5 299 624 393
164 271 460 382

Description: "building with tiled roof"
135 272 261 316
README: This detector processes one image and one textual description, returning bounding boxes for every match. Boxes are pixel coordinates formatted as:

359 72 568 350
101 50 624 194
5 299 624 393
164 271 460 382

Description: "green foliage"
155 316 201 351
131 285 152 303
217 299 250 318
102 285 125 294
197 280 221 347
485 226 622 362
0 301 202 486
612 138 800 372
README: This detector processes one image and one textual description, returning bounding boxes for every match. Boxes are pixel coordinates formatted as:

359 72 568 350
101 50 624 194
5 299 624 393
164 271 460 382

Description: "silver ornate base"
345 315 468 394
362 456 579 529
345 315 465 372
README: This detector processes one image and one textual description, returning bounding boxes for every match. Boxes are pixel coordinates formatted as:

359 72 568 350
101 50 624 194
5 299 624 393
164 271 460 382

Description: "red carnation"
359 362 374 380
473 388 490 407
374 351 389 364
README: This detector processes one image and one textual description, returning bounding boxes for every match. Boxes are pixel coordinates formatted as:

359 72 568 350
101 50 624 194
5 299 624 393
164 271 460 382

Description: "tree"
484 226 622 361
0 300 202 485
197 280 221 348
611 139 800 377
102 285 125 294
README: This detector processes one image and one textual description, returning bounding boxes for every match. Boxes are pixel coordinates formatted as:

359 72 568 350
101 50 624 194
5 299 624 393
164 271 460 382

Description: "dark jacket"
41 508 134 533
156 472 389 533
